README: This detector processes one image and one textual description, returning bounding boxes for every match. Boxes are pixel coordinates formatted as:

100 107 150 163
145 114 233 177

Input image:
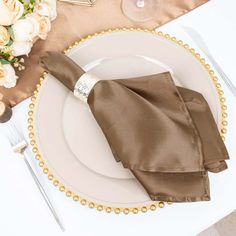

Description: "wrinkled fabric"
40 51 229 202
0 0 209 106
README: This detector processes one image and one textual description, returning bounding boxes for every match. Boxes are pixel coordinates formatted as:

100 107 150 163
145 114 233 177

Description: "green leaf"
11 58 18 63
19 15 26 20
7 39 13 47
0 59 11 65
7 26 15 41
0 52 10 60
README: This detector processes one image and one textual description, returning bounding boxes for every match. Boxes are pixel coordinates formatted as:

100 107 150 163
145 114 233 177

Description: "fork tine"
2 123 13 146
10 121 23 140
7 122 17 145
4 121 20 146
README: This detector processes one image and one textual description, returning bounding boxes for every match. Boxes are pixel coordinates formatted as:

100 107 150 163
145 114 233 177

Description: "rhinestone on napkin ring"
73 73 100 103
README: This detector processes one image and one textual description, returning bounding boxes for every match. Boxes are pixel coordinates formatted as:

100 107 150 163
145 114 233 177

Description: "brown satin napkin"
0 0 209 107
40 51 229 202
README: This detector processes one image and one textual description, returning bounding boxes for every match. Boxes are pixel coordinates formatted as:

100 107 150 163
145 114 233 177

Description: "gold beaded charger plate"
28 29 227 214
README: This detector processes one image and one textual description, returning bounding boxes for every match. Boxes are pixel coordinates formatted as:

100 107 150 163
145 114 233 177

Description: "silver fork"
183 26 236 98
3 121 65 231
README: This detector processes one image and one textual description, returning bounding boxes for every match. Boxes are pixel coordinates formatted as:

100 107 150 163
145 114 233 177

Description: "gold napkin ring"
73 73 100 103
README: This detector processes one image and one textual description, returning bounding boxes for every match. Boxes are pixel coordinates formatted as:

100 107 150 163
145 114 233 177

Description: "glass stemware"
121 0 160 22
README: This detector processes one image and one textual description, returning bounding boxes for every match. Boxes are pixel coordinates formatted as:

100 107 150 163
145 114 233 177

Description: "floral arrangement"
0 0 56 88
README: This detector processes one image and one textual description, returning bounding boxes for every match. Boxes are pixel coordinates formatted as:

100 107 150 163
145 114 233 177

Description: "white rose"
0 63 18 88
27 13 51 40
0 0 24 26
12 17 40 42
34 0 57 21
11 41 33 56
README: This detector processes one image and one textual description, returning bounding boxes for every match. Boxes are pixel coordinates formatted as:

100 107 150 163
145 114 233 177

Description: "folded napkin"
40 51 229 202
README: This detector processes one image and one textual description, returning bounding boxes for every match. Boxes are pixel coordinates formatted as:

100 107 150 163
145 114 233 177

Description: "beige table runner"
0 0 209 106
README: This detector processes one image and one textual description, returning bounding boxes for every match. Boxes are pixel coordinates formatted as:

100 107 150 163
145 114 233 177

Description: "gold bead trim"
28 28 227 214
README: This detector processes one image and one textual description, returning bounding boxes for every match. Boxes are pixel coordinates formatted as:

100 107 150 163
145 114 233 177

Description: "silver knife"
183 26 236 98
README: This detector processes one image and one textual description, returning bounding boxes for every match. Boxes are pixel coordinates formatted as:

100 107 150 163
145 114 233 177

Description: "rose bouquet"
0 0 56 88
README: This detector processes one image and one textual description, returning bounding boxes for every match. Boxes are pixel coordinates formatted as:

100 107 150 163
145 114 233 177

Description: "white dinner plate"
29 29 226 213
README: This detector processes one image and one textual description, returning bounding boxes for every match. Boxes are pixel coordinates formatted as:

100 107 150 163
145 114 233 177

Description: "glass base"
121 0 160 22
